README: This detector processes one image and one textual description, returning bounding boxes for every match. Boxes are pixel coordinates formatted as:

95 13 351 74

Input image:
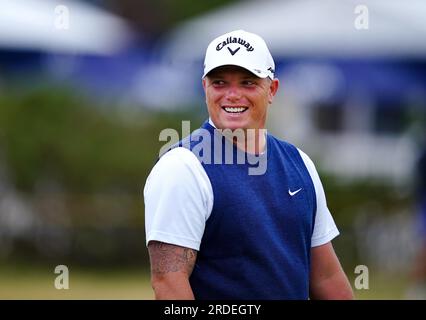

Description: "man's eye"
212 80 225 86
242 80 255 86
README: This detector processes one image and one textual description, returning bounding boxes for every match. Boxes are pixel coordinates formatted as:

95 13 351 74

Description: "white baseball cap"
202 29 275 79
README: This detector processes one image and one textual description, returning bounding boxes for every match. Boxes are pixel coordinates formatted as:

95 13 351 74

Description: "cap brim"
203 63 271 79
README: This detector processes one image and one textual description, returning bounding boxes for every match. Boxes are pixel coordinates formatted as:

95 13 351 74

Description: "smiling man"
144 30 354 300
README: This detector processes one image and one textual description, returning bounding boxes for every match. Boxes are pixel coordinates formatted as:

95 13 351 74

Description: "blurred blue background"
0 0 425 299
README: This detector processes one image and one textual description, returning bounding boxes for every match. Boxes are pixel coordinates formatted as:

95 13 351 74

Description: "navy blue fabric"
173 121 317 299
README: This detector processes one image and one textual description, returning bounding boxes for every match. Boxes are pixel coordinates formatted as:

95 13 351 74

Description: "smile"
222 107 248 114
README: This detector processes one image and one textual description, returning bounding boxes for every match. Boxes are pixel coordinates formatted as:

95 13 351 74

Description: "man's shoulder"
152 147 203 180
158 146 198 165
167 121 213 152
268 134 316 169
268 134 301 154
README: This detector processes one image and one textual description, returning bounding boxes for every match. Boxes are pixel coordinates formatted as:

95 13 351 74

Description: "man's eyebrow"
209 74 257 79
207 73 225 78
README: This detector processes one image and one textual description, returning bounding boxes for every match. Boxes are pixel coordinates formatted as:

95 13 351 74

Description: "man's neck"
208 118 267 155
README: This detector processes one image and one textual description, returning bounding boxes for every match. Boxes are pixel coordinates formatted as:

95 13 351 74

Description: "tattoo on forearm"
148 241 197 275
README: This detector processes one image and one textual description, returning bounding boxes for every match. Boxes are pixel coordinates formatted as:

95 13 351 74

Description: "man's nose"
225 85 242 101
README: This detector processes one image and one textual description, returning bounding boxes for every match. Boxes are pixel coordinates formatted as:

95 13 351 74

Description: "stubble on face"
203 66 278 132
203 66 279 154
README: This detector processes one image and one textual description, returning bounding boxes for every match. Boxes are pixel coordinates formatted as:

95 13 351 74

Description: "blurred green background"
0 86 413 299
0 85 205 299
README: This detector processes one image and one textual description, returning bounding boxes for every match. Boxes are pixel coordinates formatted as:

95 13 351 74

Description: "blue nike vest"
174 121 316 299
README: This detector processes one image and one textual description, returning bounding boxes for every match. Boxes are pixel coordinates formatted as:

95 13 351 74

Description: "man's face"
202 65 279 131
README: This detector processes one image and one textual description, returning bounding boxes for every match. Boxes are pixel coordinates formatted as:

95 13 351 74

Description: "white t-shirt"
144 142 339 251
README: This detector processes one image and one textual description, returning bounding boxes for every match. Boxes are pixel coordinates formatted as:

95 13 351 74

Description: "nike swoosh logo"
227 47 240 56
288 188 302 196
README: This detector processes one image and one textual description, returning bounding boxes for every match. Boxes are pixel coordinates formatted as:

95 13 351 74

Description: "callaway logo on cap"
202 30 275 79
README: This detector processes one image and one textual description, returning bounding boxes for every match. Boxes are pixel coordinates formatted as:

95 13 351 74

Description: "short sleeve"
144 147 213 251
298 149 340 247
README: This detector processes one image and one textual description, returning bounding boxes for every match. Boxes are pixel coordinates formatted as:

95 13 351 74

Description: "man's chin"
218 119 248 131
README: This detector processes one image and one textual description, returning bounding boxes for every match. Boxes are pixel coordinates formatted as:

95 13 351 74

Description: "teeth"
224 107 247 113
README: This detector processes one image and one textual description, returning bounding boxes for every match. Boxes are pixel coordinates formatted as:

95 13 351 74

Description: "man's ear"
268 78 280 104
202 78 207 92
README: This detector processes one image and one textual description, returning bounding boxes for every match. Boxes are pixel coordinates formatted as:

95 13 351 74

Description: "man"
144 30 354 299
